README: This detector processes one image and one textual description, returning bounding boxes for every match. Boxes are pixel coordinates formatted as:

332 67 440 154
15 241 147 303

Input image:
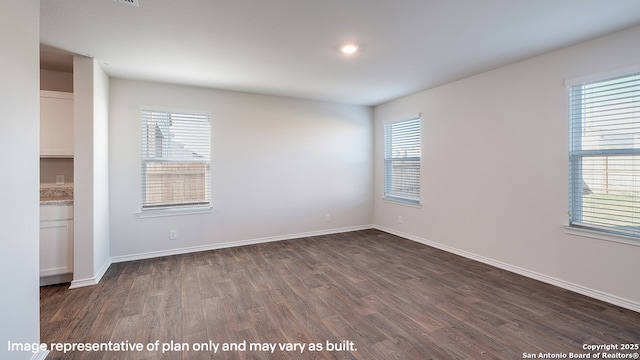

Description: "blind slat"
384 117 421 204
141 109 211 209
569 72 640 237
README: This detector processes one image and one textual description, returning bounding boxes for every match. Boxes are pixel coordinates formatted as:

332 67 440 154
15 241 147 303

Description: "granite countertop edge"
40 185 73 206
40 198 74 206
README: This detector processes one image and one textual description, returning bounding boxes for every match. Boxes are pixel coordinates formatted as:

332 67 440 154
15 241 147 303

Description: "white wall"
93 61 111 277
40 158 74 185
73 56 95 285
109 79 373 258
0 1 42 359
374 25 640 310
40 69 73 92
72 57 111 287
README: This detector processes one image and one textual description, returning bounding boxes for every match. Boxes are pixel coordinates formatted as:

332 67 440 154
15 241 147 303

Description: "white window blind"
384 117 421 205
569 71 640 238
141 109 211 210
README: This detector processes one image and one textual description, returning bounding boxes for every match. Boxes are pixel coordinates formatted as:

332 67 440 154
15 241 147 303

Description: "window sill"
138 206 212 218
382 198 422 209
563 225 640 247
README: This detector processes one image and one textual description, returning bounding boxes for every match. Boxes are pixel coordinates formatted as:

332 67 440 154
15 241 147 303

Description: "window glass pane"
384 117 421 204
581 156 640 229
569 72 640 237
141 110 211 209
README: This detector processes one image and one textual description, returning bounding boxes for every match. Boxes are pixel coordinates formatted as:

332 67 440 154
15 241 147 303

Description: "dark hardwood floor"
41 229 640 359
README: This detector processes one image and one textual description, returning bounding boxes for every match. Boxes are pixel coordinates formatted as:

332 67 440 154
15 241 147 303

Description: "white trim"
384 112 421 125
563 225 640 247
564 63 640 87
40 273 73 286
374 225 640 313
68 258 112 289
59 224 640 312
137 206 213 218
30 350 50 360
110 225 374 263
72 226 373 287
40 267 70 277
382 198 422 208
139 104 211 118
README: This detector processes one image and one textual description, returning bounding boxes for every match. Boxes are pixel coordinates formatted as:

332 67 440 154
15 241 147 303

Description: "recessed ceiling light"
340 43 359 55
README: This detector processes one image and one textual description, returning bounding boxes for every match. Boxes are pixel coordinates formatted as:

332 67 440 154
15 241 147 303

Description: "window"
569 71 640 238
384 116 421 205
141 109 211 210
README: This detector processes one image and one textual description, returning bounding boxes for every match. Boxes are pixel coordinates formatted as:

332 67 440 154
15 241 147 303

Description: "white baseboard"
63 224 640 313
40 267 69 277
31 349 49 360
69 225 372 288
40 273 73 286
374 225 640 313
68 257 112 289
110 224 374 263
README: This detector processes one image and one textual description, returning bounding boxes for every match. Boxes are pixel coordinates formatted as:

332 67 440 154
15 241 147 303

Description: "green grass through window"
583 192 640 228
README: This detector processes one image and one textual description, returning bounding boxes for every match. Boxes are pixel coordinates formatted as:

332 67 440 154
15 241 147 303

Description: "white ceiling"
40 0 640 106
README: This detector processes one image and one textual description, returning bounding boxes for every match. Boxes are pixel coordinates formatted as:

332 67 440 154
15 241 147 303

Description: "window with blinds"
384 117 421 205
569 71 640 238
141 109 211 210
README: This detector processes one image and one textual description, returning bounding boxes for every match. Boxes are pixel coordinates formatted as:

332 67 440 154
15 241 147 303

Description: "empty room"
2 1 640 359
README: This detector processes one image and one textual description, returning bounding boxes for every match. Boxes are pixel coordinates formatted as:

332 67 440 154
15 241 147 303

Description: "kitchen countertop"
40 197 73 206
40 185 73 206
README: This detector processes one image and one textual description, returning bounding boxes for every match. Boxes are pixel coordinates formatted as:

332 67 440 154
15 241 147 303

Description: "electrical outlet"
326 214 331 222
398 216 403 224
169 230 177 240
56 175 65 185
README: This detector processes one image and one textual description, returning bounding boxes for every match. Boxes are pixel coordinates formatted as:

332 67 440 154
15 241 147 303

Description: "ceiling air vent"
114 0 139 7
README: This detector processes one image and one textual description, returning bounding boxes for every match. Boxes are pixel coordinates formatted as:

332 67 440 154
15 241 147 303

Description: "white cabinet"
41 90 74 157
40 205 73 284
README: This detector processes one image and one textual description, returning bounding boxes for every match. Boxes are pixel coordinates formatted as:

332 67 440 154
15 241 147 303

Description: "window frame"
567 70 640 241
139 107 212 216
383 115 422 206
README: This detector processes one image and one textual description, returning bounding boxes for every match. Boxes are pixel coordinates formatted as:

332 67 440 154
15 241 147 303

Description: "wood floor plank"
40 229 640 359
